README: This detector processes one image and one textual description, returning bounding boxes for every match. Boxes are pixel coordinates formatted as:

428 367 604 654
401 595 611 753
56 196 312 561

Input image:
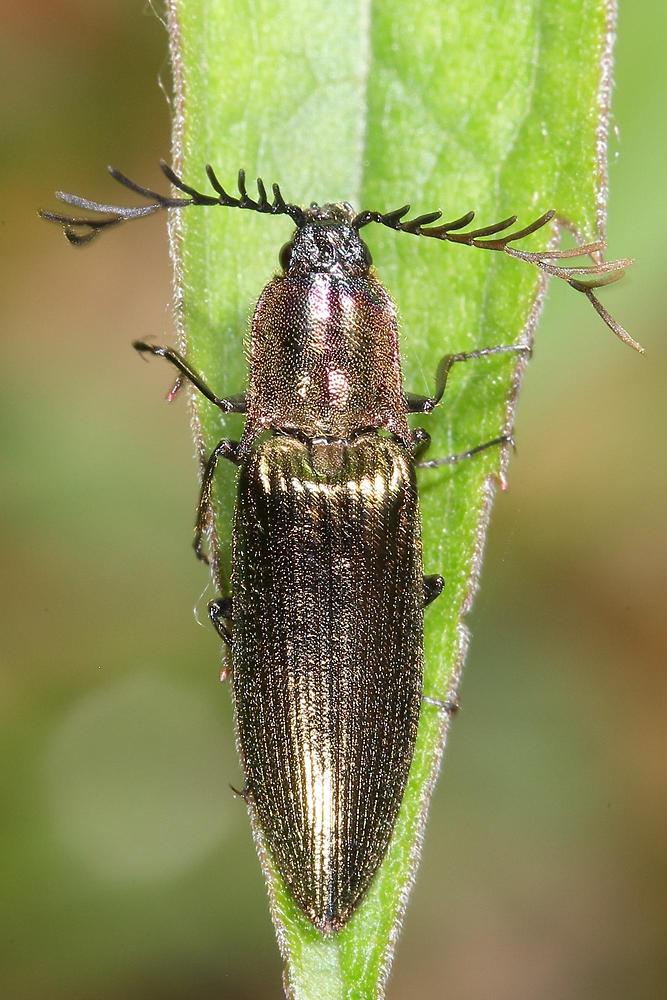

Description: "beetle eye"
361 241 373 266
279 242 293 271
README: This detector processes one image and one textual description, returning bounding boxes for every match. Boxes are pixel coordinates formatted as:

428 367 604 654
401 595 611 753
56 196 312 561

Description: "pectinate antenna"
353 204 642 353
39 161 306 246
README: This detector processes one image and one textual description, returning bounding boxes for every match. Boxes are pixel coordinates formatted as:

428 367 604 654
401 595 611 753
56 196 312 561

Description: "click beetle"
40 163 640 931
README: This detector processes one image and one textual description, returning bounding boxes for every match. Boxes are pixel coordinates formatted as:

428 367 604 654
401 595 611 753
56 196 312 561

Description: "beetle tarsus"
422 694 461 715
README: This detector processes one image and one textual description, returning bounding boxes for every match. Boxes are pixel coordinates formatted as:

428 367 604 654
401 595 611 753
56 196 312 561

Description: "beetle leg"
423 574 444 607
209 598 233 681
411 427 431 460
209 597 233 646
418 433 514 469
229 781 252 803
406 343 530 414
422 694 461 715
194 439 241 562
134 340 246 413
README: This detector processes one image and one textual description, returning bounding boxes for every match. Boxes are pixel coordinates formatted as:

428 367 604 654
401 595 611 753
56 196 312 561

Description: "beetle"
40 163 640 931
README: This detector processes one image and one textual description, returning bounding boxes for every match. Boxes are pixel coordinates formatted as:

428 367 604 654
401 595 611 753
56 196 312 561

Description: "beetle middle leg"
194 439 241 563
134 341 244 561
418 433 514 469
412 424 514 470
406 343 530 414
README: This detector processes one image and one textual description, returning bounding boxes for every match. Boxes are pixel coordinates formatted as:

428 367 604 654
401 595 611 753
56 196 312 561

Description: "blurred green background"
1 3 664 998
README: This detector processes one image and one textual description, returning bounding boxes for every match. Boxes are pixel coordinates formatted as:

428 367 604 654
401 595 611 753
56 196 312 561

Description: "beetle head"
280 203 373 276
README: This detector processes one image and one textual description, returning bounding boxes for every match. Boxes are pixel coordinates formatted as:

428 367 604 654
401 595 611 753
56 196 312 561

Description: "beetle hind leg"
229 781 252 802
423 574 444 606
209 597 233 646
209 597 233 680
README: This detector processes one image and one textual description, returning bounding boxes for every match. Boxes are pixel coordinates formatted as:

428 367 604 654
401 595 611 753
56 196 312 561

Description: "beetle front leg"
406 343 530 414
134 341 246 413
194 439 241 563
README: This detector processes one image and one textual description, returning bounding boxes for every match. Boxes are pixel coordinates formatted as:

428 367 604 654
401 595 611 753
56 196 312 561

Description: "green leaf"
166 0 622 995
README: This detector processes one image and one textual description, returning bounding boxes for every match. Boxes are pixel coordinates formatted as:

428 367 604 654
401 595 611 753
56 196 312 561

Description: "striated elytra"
234 435 423 930
41 164 639 931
